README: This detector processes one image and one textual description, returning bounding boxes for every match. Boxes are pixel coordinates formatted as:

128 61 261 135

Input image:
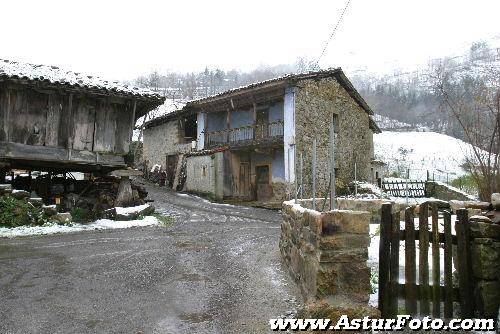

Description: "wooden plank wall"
0 83 134 157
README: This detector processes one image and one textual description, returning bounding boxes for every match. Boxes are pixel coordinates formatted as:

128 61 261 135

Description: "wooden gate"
378 202 475 318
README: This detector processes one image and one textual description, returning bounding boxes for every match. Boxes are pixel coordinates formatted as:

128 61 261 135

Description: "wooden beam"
67 93 74 149
1 141 125 167
129 100 137 143
5 88 10 142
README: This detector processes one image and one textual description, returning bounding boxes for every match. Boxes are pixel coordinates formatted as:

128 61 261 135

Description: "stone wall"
294 197 407 224
185 152 223 199
294 77 373 198
143 120 179 168
469 216 500 319
280 199 377 317
426 181 476 201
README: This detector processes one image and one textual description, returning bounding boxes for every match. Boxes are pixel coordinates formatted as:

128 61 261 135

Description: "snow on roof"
0 59 163 100
184 68 374 115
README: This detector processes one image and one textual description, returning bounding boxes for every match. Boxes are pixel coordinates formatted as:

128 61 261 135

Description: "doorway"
165 154 178 189
255 164 272 201
239 162 251 199
255 108 269 139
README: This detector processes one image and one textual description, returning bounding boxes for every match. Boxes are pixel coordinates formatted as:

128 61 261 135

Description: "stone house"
143 68 381 203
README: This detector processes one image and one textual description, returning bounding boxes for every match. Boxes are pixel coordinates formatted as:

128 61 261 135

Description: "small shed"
0 59 164 173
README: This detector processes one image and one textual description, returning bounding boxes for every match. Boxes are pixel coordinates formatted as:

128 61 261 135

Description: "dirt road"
0 182 301 334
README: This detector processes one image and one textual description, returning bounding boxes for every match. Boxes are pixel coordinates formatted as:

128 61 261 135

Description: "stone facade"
143 119 180 168
294 77 374 198
280 199 378 318
142 70 378 205
469 216 500 319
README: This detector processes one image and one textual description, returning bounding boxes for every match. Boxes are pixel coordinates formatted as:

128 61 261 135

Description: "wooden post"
379 203 392 317
389 210 400 317
443 210 454 318
129 100 137 143
419 202 430 315
226 109 230 143
431 202 441 318
252 103 257 140
5 87 11 142
330 119 336 209
312 139 317 211
67 93 74 150
456 208 474 317
404 206 417 315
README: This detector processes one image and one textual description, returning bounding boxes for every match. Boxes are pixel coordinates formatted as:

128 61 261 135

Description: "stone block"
28 197 43 207
300 253 319 300
42 205 58 216
320 234 370 250
53 212 72 224
470 221 500 240
0 184 12 196
319 248 368 263
11 190 30 200
306 299 380 323
450 200 491 212
472 239 500 280
475 280 500 318
308 212 323 235
321 210 370 235
492 193 500 210
290 246 301 278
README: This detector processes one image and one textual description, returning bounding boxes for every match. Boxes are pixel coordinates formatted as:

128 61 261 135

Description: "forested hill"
133 39 499 142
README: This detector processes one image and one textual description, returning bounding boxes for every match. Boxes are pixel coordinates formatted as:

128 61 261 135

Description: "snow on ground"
0 216 160 238
374 131 474 181
115 204 151 216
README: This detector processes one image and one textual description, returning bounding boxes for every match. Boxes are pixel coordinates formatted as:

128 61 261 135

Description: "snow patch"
115 204 151 216
374 131 474 181
0 216 160 238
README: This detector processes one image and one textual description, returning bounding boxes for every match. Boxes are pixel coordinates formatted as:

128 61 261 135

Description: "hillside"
374 131 473 182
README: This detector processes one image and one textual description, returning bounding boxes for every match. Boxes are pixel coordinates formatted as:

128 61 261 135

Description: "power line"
314 0 352 69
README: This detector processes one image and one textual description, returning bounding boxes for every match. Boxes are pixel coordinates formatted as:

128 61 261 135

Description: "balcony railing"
206 120 284 148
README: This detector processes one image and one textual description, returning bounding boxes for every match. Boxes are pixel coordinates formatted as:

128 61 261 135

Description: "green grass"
153 213 174 227
451 173 478 195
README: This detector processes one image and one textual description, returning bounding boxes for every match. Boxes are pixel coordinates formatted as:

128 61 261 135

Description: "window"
332 114 339 133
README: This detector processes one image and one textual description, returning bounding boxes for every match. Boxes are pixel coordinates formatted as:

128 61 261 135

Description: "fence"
205 120 284 147
378 202 475 318
382 179 427 197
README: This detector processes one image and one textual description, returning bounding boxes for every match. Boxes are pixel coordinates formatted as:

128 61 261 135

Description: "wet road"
0 182 301 334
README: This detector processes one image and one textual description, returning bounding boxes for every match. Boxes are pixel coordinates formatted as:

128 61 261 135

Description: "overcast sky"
1 0 499 82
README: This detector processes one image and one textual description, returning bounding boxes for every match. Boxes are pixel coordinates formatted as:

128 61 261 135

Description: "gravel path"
0 182 301 334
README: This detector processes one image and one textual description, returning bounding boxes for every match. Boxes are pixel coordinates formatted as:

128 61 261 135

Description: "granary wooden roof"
0 59 165 103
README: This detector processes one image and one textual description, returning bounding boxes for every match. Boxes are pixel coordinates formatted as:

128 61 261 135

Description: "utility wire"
314 0 352 70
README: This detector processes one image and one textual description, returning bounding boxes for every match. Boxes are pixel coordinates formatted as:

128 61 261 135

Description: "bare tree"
431 53 500 200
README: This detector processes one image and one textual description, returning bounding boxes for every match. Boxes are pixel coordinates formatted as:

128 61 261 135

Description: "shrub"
0 196 49 228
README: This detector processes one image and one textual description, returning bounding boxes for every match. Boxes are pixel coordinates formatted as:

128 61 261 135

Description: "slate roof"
185 68 374 116
0 59 164 101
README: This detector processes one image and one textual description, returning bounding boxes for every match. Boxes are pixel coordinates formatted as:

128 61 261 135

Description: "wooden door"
165 154 178 189
256 165 272 201
255 109 268 139
239 162 250 198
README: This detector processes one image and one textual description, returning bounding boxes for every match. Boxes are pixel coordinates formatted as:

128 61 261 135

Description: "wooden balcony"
205 120 284 148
